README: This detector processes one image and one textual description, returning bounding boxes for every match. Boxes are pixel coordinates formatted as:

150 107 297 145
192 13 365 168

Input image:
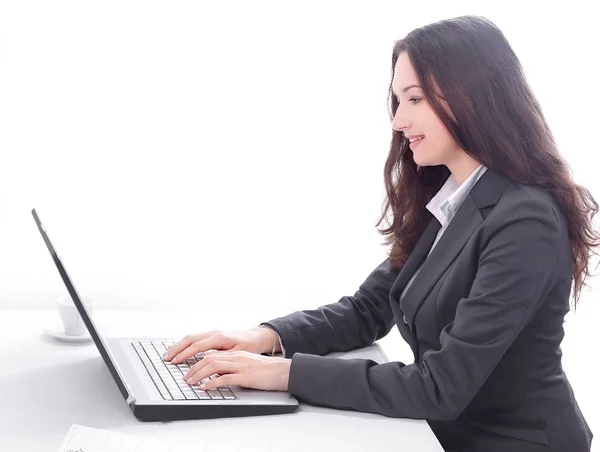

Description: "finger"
184 351 243 379
171 334 233 364
187 361 240 385
204 350 245 357
199 373 238 390
163 332 212 361
184 354 210 380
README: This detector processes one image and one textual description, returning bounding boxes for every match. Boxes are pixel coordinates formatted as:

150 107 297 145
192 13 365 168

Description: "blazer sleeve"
286 198 561 421
260 258 401 357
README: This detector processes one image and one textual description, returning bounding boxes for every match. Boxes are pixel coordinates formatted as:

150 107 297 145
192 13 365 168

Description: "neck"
447 153 481 186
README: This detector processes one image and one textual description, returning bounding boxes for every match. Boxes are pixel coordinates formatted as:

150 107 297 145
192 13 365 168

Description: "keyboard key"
157 386 172 400
207 389 223 400
155 342 168 352
193 389 212 399
181 390 199 400
218 388 236 400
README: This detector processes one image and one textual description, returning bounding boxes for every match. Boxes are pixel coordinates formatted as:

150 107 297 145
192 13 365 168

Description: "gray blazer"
263 169 593 452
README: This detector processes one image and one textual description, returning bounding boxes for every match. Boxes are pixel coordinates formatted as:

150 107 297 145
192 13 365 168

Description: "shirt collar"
426 164 488 227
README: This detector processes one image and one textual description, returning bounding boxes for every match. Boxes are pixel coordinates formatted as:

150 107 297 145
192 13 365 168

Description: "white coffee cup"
57 295 95 336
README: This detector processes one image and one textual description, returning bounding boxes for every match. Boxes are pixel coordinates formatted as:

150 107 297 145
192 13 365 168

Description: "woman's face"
391 52 463 168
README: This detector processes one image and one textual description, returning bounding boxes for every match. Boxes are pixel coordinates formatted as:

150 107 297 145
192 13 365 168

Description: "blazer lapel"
389 218 441 357
391 168 512 335
389 217 441 307
401 195 483 329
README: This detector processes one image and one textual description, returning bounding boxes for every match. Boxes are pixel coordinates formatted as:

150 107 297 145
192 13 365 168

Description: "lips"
409 136 424 150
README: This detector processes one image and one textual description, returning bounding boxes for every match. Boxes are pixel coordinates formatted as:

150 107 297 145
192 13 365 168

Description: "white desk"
0 309 444 451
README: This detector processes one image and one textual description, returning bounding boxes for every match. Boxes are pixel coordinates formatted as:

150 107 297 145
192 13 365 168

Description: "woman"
163 15 598 451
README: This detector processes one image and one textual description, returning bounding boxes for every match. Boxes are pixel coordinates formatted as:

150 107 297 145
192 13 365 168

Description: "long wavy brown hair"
376 15 600 307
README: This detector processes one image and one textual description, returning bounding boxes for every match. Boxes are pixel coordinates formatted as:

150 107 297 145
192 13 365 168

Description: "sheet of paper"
55 424 293 452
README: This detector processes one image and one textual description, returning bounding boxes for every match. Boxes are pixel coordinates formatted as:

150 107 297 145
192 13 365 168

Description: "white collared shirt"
399 164 488 304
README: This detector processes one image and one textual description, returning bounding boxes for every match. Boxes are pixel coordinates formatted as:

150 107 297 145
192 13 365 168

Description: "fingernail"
187 378 193 384
200 384 206 389
162 353 169 360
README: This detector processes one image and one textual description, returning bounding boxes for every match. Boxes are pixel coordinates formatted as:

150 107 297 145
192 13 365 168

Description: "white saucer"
44 322 99 344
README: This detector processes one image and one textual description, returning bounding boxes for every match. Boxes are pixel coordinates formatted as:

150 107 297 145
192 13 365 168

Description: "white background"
1 0 598 447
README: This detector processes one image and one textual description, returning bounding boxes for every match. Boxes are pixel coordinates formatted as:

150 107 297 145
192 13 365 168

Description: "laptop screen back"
31 208 129 400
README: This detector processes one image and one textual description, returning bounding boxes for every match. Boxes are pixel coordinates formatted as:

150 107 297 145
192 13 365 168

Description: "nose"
392 105 411 133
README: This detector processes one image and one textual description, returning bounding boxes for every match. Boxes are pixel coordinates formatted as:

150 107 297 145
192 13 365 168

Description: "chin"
413 152 442 168
413 155 432 167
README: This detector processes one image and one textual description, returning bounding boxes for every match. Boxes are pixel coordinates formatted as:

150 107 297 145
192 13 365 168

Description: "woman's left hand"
182 350 292 392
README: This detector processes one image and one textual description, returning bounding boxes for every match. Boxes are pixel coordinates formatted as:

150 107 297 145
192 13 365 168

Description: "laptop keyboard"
132 340 237 401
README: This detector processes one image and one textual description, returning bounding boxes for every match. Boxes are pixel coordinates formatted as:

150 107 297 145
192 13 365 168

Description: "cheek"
423 113 456 150
412 105 457 162
412 128 454 165
417 105 441 136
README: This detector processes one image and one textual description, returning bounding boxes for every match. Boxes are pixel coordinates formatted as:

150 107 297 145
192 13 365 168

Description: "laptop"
32 208 389 421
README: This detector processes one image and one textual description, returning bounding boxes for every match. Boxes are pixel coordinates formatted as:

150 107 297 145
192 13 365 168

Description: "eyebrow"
392 84 422 97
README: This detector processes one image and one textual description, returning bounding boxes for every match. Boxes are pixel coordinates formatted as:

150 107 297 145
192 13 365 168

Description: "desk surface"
0 309 444 451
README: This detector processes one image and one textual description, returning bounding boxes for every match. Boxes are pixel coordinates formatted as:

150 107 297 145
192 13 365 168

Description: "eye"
409 98 421 104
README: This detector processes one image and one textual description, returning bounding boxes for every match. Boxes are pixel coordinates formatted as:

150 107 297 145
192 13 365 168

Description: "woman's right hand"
162 326 279 364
